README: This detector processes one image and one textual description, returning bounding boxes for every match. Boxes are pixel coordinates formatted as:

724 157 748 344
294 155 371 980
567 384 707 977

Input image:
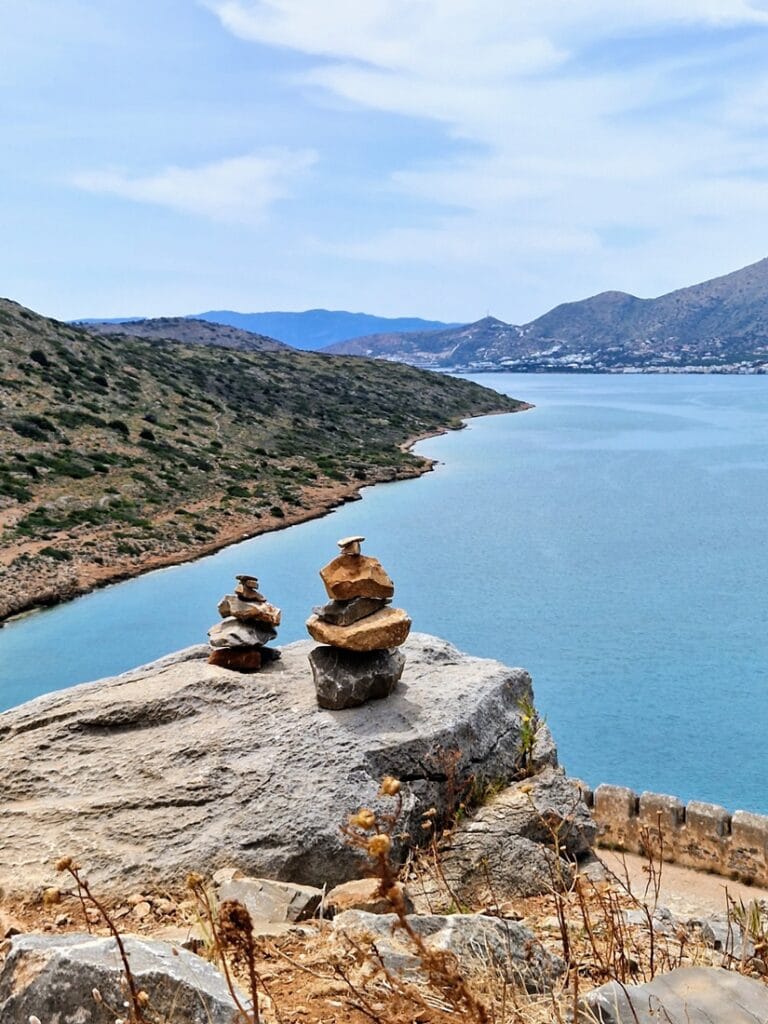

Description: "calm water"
1 374 767 813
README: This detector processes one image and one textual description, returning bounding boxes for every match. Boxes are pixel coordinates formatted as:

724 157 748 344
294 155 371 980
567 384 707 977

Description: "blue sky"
3 0 768 323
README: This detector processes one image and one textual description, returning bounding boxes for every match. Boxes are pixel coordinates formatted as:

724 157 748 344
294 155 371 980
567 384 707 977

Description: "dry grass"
2 790 767 1023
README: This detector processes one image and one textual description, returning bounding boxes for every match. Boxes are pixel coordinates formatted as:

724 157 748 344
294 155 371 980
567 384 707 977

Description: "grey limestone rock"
208 616 276 648
214 869 322 924
579 965 768 1023
333 910 565 992
686 912 757 961
309 644 405 708
409 765 596 912
0 933 243 1023
313 596 389 625
0 633 555 894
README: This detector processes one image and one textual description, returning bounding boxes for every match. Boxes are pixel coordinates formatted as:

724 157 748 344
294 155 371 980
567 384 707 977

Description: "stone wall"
581 784 768 887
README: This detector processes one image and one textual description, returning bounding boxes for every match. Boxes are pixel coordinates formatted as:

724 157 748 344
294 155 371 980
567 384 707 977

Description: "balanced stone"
320 554 394 601
306 606 411 652
218 594 281 626
313 596 388 626
308 646 405 709
208 647 263 672
208 617 276 648
337 535 365 555
235 574 265 602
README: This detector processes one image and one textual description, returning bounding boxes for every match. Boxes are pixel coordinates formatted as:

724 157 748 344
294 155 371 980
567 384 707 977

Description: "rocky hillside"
83 316 288 352
327 258 768 372
0 298 523 620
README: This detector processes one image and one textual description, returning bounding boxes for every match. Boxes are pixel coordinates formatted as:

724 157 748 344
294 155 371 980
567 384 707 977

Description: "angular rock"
320 553 395 601
687 913 756 961
409 766 597 912
218 594 281 626
579 966 768 1023
333 910 565 992
208 646 263 672
215 871 322 923
313 596 388 626
0 933 244 1024
307 607 411 652
326 878 414 916
235 575 265 601
208 617 276 648
0 910 22 939
309 646 405 709
0 633 556 894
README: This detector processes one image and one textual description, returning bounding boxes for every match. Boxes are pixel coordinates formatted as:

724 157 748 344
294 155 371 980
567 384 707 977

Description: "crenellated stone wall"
580 784 768 887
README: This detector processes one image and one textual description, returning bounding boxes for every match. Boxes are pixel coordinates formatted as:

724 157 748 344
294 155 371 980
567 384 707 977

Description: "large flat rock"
0 633 555 895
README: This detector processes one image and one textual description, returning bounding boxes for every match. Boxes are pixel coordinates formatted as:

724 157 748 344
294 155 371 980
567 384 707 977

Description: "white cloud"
72 150 317 224
202 1 768 314
206 1 768 78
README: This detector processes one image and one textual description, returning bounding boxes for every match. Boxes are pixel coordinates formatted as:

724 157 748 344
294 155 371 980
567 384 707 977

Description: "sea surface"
1 373 767 813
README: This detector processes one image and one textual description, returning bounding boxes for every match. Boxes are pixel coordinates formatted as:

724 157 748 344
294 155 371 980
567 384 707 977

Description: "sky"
3 1 768 324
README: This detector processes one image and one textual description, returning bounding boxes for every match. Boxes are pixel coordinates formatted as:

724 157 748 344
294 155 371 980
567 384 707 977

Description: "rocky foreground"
2 636 768 1022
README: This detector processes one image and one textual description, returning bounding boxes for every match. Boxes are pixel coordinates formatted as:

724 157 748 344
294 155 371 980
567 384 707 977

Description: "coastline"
0 404 529 626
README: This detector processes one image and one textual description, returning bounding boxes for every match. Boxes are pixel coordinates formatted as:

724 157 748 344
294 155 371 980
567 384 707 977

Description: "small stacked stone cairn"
207 574 282 672
306 536 411 709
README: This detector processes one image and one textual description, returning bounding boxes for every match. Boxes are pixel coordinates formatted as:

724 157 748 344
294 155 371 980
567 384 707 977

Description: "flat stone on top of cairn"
307 537 411 709
208 575 281 672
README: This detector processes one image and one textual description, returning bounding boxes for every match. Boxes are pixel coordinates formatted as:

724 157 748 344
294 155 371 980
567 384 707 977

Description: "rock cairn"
306 536 411 709
208 574 281 672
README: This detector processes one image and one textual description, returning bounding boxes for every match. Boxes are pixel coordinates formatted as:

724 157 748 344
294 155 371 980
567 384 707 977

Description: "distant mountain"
327 259 768 373
191 309 459 350
82 317 287 352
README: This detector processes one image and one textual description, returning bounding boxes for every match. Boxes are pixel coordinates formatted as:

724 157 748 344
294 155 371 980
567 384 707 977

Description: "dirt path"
599 849 768 917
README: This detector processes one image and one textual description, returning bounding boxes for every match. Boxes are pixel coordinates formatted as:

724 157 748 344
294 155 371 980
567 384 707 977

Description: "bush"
10 415 58 440
29 348 50 367
108 419 130 437
39 546 72 562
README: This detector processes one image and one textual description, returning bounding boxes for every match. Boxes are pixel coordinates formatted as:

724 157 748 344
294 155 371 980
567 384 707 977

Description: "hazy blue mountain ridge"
192 309 459 349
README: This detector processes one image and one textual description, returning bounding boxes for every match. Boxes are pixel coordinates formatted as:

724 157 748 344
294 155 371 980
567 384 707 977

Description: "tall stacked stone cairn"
306 536 412 709
207 574 282 672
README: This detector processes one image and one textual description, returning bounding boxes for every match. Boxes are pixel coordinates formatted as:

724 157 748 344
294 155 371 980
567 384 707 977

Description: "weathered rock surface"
314 596 389 626
0 933 243 1023
307 606 411 651
409 766 597 912
0 634 555 894
218 594 281 626
579 966 768 1023
333 910 565 992
309 646 405 708
208 617 277 648
326 878 414 916
320 553 395 601
214 869 322 923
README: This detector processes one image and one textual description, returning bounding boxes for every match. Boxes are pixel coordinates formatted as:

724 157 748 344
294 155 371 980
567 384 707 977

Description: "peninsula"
0 298 525 623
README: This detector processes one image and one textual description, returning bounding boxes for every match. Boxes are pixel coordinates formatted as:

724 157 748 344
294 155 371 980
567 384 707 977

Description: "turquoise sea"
1 373 767 813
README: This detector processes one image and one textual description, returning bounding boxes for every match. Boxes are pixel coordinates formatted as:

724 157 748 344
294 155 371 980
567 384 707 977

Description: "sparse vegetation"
0 297 524 621
13 780 764 1024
